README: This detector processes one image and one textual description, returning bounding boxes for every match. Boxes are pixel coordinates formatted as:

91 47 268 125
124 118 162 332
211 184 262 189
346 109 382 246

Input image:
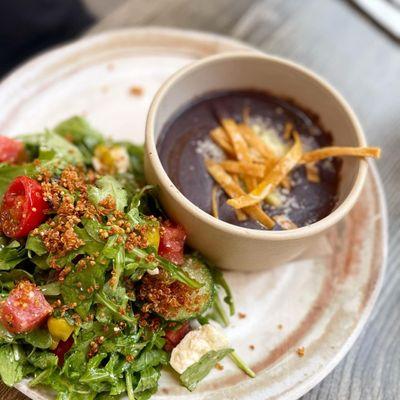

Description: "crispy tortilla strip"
283 122 293 140
238 123 278 161
205 160 274 228
221 119 251 161
301 146 381 164
231 175 248 221
210 127 235 156
219 160 266 178
280 176 291 190
305 162 320 183
274 214 298 230
220 161 280 204
227 133 303 209
211 186 219 219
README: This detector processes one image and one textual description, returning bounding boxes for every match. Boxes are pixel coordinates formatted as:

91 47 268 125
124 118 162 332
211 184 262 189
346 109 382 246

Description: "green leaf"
179 348 233 391
229 351 256 378
19 130 84 166
88 176 128 211
61 262 106 318
95 289 136 325
28 351 58 369
209 264 235 316
0 269 33 284
130 348 168 372
128 248 202 289
54 116 103 156
134 366 160 394
0 344 26 386
26 233 47 256
82 218 104 243
0 240 27 271
20 329 52 349
40 282 61 296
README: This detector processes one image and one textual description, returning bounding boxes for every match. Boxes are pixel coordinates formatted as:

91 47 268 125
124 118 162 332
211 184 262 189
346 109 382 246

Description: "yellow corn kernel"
47 317 74 342
144 222 160 249
50 338 60 350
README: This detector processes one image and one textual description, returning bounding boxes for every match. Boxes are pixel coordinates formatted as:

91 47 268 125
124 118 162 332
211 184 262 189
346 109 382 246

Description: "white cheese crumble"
146 267 159 276
170 324 229 374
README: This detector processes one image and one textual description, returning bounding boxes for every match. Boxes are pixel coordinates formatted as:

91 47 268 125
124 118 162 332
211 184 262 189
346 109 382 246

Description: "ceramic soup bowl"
144 52 367 271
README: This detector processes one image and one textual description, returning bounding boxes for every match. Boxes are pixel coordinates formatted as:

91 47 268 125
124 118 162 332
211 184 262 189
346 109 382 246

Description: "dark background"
0 0 94 78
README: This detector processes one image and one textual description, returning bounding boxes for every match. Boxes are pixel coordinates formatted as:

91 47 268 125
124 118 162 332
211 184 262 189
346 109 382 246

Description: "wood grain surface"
2 0 399 399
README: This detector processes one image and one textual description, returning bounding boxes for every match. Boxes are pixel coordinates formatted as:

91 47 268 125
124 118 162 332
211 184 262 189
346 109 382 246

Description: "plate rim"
0 27 387 400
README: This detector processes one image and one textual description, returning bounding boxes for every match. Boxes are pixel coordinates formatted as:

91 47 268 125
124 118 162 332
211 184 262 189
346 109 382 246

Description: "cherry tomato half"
0 136 26 164
0 176 49 238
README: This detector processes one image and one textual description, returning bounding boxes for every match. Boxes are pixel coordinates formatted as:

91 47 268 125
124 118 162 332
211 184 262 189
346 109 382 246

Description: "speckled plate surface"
0 28 387 400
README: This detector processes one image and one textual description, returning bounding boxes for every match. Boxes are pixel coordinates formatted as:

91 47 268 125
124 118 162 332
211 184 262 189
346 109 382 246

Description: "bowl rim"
145 51 368 241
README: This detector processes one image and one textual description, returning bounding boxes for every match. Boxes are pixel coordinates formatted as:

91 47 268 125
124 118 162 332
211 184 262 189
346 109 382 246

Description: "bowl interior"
152 53 365 220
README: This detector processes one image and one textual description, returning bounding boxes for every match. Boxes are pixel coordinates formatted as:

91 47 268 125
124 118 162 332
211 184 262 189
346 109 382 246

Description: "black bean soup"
157 90 341 230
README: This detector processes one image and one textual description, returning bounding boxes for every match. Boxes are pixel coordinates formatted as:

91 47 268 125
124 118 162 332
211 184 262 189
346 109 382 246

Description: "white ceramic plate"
0 28 387 400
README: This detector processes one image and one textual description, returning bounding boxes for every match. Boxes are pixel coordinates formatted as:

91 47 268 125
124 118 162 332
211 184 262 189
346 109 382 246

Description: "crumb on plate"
297 346 305 357
129 86 144 96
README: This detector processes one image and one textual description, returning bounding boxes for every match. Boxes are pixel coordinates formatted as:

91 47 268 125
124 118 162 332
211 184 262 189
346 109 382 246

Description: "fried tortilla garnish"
305 162 320 183
238 123 278 161
205 160 274 228
211 186 219 219
301 146 381 164
227 132 303 209
204 111 381 229
210 127 235 157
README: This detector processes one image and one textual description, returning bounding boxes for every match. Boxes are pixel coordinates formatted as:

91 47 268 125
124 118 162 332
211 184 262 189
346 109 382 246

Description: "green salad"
0 117 253 399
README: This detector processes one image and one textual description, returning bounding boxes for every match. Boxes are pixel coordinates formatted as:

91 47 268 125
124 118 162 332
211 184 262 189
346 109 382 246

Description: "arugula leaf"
95 288 136 325
54 116 104 163
28 351 58 370
0 344 26 386
21 329 52 349
61 262 106 318
82 218 104 243
209 263 235 316
19 130 84 166
128 248 202 289
101 332 145 358
40 282 61 296
0 240 27 271
32 369 95 399
179 348 233 391
229 351 256 378
0 269 33 285
26 233 47 256
88 176 128 211
134 366 160 394
130 348 168 372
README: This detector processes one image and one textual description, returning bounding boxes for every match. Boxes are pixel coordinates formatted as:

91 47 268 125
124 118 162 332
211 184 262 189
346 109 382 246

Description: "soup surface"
157 90 341 230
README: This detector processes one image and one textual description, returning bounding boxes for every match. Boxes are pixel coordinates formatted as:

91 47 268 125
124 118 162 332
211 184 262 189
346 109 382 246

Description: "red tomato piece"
0 176 49 238
52 336 74 366
158 221 186 265
0 281 52 334
0 136 25 164
164 321 190 352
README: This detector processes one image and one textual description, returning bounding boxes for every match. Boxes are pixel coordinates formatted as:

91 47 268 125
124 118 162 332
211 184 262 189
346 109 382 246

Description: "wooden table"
2 0 399 399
